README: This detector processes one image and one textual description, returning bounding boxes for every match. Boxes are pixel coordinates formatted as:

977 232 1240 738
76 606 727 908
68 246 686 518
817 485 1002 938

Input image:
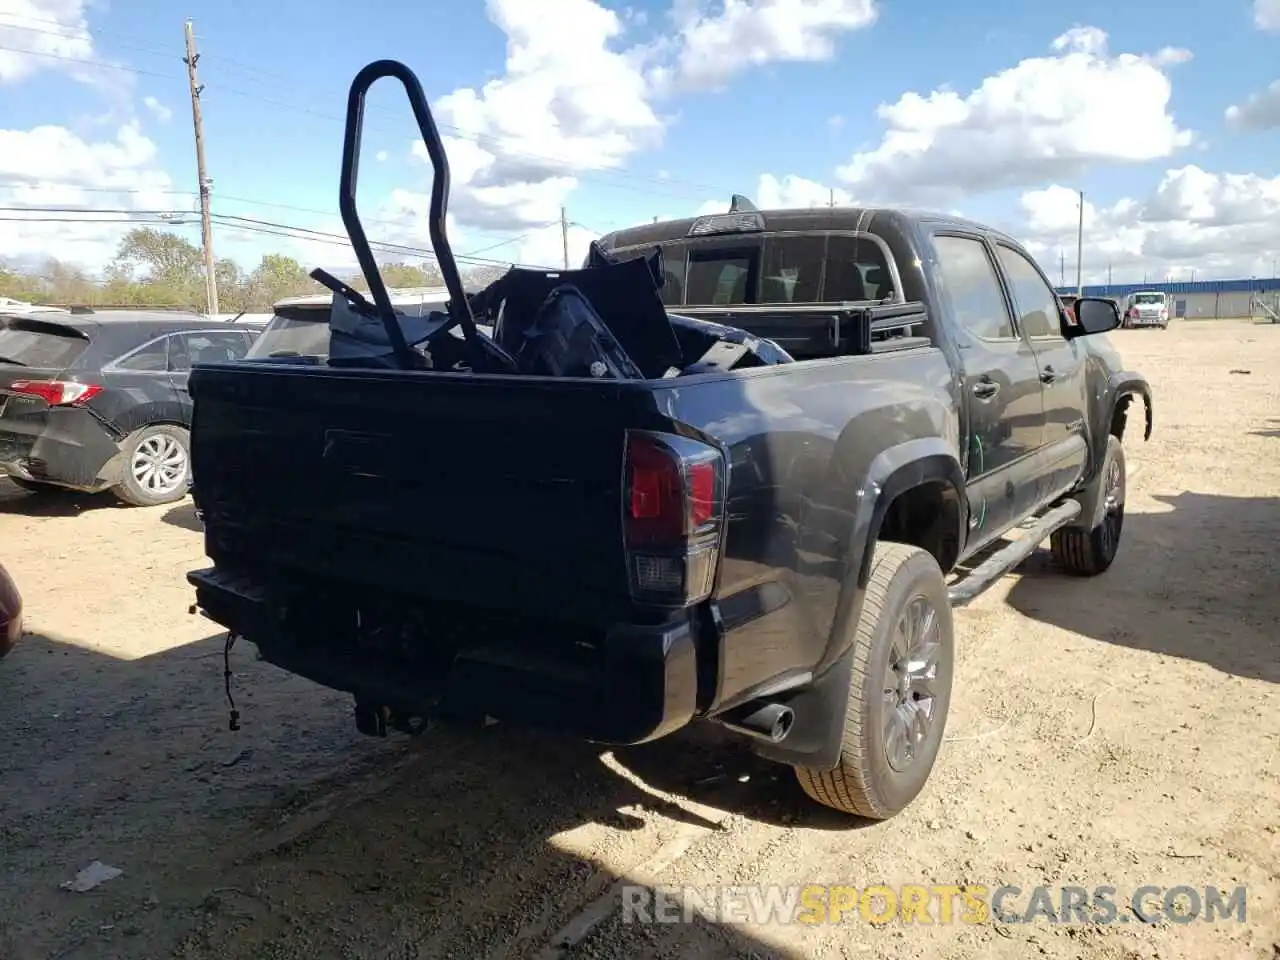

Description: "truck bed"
188 339 954 744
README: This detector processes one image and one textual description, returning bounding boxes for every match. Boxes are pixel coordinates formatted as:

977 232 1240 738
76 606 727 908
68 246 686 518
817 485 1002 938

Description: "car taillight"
7 379 103 406
623 429 727 606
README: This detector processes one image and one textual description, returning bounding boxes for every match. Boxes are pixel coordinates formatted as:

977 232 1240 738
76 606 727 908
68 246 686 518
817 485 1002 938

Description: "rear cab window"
0 318 91 370
621 232 899 308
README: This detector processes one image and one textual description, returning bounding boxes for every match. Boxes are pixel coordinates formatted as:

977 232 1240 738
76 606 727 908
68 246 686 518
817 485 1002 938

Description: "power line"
0 203 557 262
0 25 728 204
0 17 176 62
0 41 181 81
1 205 557 268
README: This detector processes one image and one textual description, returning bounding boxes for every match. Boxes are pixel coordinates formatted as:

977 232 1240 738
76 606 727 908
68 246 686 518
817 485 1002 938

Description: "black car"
0 309 263 506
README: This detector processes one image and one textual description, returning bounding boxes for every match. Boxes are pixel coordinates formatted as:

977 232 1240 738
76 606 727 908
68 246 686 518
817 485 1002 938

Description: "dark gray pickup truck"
186 60 1152 821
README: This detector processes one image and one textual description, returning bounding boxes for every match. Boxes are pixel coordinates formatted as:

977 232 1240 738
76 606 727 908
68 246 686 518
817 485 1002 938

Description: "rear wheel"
112 424 191 507
794 542 954 820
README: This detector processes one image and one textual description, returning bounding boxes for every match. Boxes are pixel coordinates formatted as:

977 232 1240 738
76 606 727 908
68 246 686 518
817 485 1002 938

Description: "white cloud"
694 172 853 215
375 150 388 162
142 95 172 123
405 0 882 239
1225 80 1280 131
0 0 132 101
659 0 878 92
0 122 185 272
517 221 597 269
1255 0 1280 30
0 0 93 84
835 27 1194 203
399 0 660 239
1016 167 1280 283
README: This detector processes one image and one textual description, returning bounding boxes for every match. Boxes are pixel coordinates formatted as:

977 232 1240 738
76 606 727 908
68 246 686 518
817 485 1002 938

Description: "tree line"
0 228 509 313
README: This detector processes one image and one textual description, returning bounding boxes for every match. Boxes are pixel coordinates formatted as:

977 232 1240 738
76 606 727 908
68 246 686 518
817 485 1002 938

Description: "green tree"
215 258 250 313
246 253 321 309
113 227 203 291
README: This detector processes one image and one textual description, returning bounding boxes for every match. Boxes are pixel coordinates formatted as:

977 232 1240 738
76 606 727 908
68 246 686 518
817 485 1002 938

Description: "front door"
992 243 1090 509
931 233 1045 544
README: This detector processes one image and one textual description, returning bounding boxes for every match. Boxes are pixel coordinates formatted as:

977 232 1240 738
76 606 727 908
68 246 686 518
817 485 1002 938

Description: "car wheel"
1051 434 1125 576
793 542 954 820
112 424 192 507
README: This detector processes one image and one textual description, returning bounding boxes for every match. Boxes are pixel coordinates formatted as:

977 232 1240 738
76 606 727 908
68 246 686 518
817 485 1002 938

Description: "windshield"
613 232 896 307
0 321 89 369
1132 293 1165 304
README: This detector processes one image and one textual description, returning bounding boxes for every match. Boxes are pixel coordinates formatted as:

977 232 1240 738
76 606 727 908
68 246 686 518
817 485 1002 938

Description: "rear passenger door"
992 243 1090 507
102 334 182 425
168 330 255 422
931 233 1046 543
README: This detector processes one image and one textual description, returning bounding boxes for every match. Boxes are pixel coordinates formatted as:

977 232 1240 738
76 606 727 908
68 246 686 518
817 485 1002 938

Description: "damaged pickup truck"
187 60 1153 820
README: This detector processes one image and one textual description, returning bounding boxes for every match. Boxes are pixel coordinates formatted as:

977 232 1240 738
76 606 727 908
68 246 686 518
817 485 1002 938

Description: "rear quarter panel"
655 347 962 711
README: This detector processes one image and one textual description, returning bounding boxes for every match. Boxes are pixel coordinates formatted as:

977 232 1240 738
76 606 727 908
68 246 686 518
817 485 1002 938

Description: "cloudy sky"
1 0 1278 284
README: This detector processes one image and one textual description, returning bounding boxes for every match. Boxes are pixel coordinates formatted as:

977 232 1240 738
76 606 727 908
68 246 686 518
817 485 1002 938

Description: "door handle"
972 379 1000 400
1040 366 1056 384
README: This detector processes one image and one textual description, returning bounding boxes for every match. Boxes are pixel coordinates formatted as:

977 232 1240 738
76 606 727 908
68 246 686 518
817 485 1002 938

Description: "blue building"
1053 277 1280 320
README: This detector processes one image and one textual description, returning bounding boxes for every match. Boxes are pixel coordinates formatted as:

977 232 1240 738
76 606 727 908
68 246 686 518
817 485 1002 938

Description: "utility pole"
829 188 835 208
183 19 218 315
560 206 569 269
1059 250 1065 287
1075 189 1084 297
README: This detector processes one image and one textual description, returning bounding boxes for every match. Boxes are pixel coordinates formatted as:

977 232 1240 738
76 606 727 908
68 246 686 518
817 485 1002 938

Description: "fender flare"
826 436 966 673
1106 371 1152 442
752 437 966 772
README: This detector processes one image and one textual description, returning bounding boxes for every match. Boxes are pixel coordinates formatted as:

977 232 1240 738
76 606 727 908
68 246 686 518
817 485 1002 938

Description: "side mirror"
1066 297 1120 338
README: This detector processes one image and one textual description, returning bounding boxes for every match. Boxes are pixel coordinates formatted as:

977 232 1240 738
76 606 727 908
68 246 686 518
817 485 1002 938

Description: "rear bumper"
0 407 121 491
187 566 700 745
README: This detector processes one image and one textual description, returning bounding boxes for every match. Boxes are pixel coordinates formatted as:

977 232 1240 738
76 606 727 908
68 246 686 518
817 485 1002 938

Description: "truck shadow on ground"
1004 491 1280 685
0 630 847 960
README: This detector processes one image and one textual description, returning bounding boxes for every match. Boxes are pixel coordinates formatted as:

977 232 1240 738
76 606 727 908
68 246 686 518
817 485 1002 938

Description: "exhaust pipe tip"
715 700 795 744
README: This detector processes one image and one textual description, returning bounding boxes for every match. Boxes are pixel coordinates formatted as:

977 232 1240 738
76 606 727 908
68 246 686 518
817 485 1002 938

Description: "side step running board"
948 500 1082 608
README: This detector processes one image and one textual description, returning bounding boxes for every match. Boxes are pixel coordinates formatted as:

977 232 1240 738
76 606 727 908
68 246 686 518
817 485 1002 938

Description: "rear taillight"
6 380 102 406
623 430 727 606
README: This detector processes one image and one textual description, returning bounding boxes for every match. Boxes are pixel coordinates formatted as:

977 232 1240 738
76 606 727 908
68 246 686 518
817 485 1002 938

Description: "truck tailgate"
190 363 646 623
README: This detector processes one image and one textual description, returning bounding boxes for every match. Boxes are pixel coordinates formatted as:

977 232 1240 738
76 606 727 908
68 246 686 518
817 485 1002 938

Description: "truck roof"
599 206 1020 250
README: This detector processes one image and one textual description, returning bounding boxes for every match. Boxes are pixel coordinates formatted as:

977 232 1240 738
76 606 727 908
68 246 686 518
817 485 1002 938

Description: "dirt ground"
1 320 1277 960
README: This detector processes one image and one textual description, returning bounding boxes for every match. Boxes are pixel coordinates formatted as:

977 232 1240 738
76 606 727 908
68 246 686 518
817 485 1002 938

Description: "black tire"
112 424 191 507
794 542 954 819
1050 434 1125 576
